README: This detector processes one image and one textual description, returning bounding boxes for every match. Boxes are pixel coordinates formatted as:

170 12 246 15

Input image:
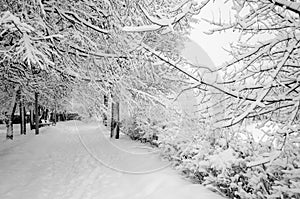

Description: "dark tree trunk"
35 92 39 135
110 101 120 139
115 102 120 139
30 107 34 130
45 109 49 122
19 99 25 135
110 102 115 138
103 95 108 126
63 111 66 121
54 107 57 124
53 99 57 124
6 85 20 140
23 106 26 134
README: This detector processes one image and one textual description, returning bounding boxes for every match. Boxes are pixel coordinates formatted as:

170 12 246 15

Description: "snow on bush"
123 112 300 199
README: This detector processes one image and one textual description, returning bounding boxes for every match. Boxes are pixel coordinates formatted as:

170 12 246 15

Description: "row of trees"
0 0 206 139
1 0 299 197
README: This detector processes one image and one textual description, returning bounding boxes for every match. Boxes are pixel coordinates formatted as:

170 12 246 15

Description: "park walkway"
0 121 223 199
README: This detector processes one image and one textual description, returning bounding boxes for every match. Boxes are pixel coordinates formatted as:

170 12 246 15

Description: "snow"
243 121 279 142
0 121 224 199
273 0 300 13
122 25 161 32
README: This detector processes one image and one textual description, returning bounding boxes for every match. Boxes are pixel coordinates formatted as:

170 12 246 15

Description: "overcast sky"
190 0 239 67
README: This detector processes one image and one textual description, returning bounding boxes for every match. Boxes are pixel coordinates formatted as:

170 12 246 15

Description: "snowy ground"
0 121 224 199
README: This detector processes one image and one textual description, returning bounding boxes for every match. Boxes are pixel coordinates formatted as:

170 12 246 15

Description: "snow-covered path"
0 121 224 199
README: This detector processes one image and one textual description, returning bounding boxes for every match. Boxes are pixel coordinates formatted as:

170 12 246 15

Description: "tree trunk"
115 102 120 139
53 99 57 124
110 101 120 139
19 99 24 135
23 106 26 135
63 111 66 121
6 85 20 140
103 95 108 126
110 102 115 138
35 92 39 135
54 107 57 124
30 107 34 130
45 109 49 122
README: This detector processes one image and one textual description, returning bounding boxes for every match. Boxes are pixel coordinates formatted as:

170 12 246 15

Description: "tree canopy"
0 0 209 117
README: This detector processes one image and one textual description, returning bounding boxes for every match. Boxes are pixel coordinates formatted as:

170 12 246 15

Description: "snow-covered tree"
203 0 300 129
187 1 300 198
1 0 208 139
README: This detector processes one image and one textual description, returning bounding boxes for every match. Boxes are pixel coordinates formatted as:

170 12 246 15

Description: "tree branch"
270 0 300 15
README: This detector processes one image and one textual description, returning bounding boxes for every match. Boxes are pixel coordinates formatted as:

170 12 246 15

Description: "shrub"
123 115 300 199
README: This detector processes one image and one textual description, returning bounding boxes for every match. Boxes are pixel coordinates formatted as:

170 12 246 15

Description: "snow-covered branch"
271 0 300 15
122 0 205 32
44 7 109 34
202 0 300 130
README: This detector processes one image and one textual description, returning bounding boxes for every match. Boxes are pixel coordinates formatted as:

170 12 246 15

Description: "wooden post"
35 92 39 135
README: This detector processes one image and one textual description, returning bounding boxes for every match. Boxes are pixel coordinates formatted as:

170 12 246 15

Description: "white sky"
190 0 240 67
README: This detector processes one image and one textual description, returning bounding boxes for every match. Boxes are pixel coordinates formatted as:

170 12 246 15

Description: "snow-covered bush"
121 104 173 146
182 130 300 199
124 116 300 199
